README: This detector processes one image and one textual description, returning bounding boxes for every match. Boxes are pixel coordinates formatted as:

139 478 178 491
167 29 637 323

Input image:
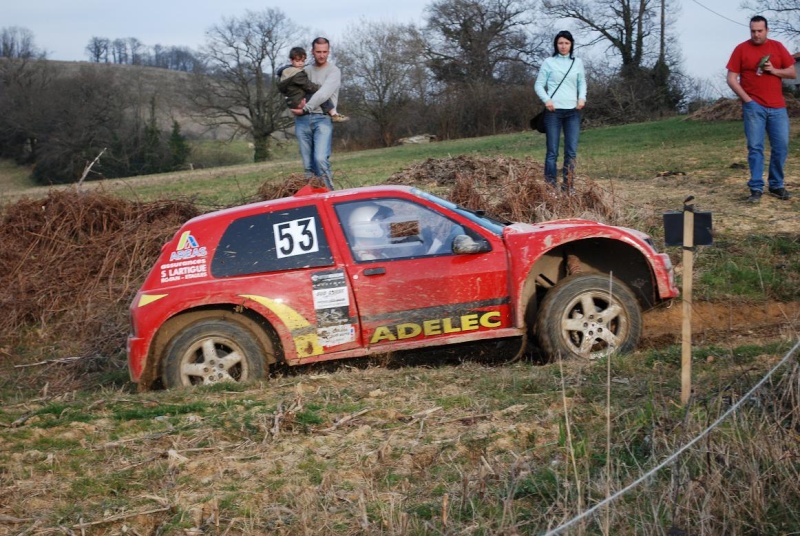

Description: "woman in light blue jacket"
535 30 587 192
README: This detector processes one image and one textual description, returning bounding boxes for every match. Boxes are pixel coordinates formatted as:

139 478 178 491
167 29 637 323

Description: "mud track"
642 300 800 348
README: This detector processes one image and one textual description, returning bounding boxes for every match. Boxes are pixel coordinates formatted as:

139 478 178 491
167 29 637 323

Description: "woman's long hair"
552 30 575 59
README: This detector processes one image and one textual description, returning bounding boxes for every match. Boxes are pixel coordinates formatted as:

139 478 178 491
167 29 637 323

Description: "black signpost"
663 197 713 406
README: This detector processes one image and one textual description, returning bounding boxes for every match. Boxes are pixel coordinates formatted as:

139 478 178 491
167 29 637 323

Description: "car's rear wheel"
536 273 642 361
163 319 266 388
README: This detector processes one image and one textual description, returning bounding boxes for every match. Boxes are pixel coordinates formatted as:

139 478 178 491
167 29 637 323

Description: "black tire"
163 319 267 388
535 273 642 361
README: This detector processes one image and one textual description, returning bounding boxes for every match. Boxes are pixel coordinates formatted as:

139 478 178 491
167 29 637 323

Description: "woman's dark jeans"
544 108 581 187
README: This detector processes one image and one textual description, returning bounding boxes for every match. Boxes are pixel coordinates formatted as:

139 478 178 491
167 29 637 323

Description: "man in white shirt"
290 37 341 190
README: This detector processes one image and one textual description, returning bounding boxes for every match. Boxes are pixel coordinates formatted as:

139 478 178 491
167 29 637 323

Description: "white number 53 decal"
274 217 320 259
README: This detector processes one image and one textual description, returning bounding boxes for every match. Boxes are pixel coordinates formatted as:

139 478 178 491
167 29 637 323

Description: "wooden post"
681 198 695 406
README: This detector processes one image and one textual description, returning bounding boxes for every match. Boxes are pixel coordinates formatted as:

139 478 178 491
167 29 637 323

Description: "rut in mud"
643 300 800 347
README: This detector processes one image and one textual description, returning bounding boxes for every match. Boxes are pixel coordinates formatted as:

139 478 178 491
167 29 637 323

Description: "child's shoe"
331 113 350 123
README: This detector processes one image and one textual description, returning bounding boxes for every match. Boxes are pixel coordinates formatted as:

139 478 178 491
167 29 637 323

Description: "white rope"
542 338 800 536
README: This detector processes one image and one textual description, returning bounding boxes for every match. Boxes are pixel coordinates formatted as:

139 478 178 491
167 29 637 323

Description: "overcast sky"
5 1 772 96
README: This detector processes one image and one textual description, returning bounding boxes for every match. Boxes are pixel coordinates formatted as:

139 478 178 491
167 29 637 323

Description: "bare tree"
541 0 663 75
338 21 418 146
421 0 546 136
86 34 201 71
86 37 110 63
741 0 800 39
190 8 304 162
150 45 201 72
424 0 543 84
0 54 54 162
128 37 144 65
0 26 43 59
172 47 202 72
111 38 128 64
541 0 684 116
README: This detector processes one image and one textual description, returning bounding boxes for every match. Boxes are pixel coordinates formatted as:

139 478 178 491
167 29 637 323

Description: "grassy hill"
40 60 226 140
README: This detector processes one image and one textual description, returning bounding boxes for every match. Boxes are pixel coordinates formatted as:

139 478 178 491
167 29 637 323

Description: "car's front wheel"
536 273 642 361
163 319 267 388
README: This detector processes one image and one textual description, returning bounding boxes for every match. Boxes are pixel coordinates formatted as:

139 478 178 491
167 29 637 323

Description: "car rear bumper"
127 335 147 383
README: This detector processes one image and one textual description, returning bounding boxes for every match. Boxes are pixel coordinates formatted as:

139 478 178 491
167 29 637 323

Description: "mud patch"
643 301 800 346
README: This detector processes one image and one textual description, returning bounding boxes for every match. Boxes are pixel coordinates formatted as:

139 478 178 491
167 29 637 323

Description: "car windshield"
413 188 507 235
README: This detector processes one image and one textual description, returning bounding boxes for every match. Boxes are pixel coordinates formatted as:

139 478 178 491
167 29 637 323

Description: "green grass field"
0 117 757 206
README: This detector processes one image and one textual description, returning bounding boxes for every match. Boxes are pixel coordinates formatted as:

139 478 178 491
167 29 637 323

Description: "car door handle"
363 267 386 276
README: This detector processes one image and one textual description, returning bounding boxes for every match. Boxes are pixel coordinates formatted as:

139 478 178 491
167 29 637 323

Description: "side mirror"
452 234 491 254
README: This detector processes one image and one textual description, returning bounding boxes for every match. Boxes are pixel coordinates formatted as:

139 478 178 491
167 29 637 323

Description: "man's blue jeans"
743 100 789 192
544 108 581 186
295 113 334 189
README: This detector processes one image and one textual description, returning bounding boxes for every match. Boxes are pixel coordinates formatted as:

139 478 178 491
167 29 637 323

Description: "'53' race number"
274 217 320 259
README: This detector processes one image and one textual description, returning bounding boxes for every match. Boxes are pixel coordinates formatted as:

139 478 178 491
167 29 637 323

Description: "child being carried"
277 46 349 122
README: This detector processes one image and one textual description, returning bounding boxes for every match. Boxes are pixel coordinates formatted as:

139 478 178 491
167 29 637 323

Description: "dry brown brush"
665 362 800 534
256 174 329 200
688 95 800 121
387 154 628 226
0 189 198 368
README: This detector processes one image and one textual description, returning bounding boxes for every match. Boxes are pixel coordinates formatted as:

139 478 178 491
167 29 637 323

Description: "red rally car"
128 184 678 390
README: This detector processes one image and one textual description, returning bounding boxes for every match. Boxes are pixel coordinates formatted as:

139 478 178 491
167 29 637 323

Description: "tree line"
0 29 191 183
4 0 794 183
84 36 202 72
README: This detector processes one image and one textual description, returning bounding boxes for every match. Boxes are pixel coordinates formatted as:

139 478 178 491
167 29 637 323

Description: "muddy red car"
127 184 678 390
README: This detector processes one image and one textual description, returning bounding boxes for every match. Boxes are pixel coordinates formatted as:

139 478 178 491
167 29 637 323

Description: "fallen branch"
321 408 371 432
117 454 161 472
443 413 492 425
98 429 180 449
407 406 442 424
11 412 34 428
72 506 171 529
77 147 107 187
0 514 35 524
442 404 528 425
14 356 82 368
270 401 285 440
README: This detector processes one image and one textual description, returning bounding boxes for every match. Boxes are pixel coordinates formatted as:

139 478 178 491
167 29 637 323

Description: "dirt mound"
387 154 537 188
386 154 631 226
0 189 198 387
256 174 328 200
688 95 800 121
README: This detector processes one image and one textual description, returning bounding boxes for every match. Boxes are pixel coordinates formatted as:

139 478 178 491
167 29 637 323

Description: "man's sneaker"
768 187 792 200
331 114 350 123
747 190 762 203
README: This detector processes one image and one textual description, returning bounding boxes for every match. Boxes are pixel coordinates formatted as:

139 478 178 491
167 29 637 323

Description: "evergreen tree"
168 121 191 170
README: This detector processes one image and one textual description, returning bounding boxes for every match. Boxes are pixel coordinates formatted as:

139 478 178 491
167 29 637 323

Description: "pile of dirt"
0 189 198 386
387 154 537 188
256 174 328 200
386 154 629 226
688 95 800 121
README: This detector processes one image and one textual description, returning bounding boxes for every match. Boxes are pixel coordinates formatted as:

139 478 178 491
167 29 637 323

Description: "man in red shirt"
727 15 796 203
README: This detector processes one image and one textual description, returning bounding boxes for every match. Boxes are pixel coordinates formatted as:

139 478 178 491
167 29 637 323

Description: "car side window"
335 199 468 262
211 205 334 277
